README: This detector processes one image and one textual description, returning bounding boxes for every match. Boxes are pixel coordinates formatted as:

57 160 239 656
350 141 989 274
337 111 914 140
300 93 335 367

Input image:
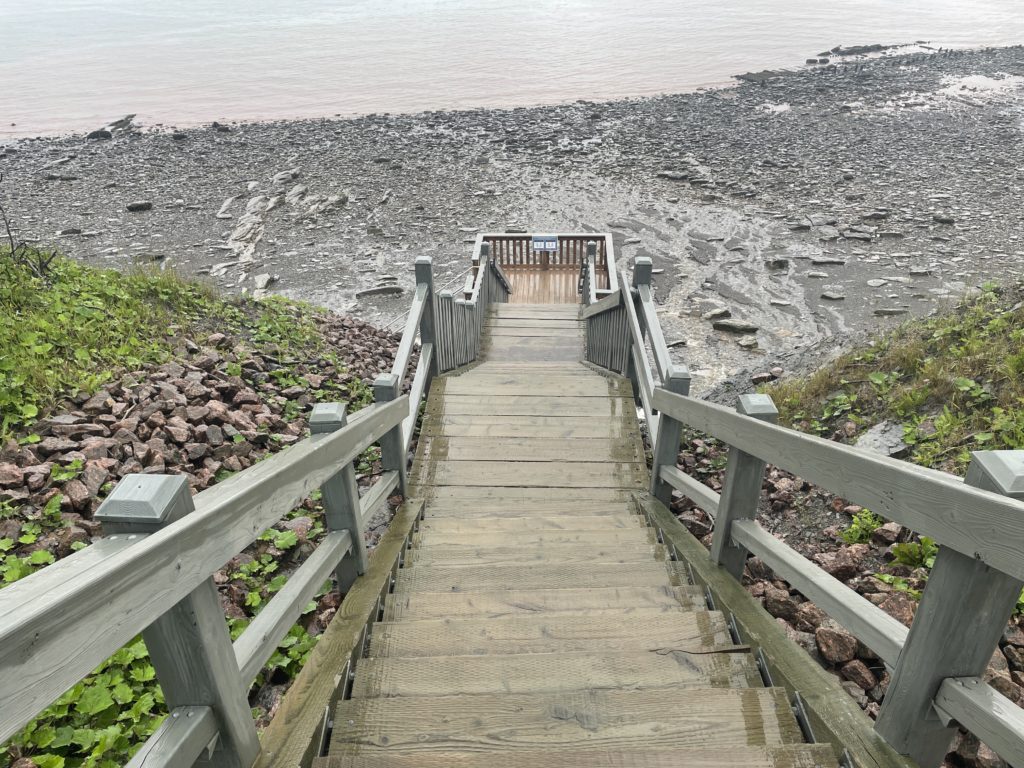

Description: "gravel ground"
2 45 1022 392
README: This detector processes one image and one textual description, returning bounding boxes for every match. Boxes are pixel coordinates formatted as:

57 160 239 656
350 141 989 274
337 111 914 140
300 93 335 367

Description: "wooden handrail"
651 387 1024 581
0 256 446 766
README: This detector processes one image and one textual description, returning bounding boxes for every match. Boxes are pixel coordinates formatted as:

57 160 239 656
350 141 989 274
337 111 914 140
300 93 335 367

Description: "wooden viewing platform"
3 233 1024 768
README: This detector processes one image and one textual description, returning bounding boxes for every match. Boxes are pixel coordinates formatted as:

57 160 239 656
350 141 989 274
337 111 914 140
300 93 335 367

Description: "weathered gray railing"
0 257 444 768
647 383 1024 767
582 256 690 452
434 242 510 372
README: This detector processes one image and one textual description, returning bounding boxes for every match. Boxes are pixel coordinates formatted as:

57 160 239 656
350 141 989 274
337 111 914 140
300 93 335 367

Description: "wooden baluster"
415 256 437 387
374 374 409 494
709 394 779 580
95 475 260 768
875 451 1024 767
309 403 368 593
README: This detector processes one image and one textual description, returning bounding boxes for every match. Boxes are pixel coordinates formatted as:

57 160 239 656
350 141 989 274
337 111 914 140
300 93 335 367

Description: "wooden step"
382 585 705 621
436 376 629 397
410 460 646 489
419 485 636 509
484 318 583 329
413 528 656 547
366 610 732 657
405 543 665 567
416 514 647 533
426 396 635 418
315 744 837 768
419 436 642 463
485 326 583 338
420 415 641 439
351 649 759 697
394 562 677 592
490 304 580 319
328 687 803 755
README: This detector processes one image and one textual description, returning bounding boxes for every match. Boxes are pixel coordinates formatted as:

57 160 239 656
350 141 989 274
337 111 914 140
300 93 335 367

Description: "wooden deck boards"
318 303 834 768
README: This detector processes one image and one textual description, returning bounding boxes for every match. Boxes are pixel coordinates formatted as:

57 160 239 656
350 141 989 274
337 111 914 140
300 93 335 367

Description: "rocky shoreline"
2 45 1023 391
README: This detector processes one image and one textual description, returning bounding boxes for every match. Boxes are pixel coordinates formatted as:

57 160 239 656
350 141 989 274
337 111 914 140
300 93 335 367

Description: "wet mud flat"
2 45 1022 392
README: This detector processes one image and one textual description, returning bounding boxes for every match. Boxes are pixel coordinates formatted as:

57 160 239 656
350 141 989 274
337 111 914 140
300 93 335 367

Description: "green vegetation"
765 283 1024 614
0 252 379 767
0 251 370 441
770 284 1024 475
839 508 883 544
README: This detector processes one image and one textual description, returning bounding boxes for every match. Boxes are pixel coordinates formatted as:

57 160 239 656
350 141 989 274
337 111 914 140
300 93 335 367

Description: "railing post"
309 403 368 593
95 475 260 768
374 374 408 494
632 257 652 343
709 394 778 580
649 367 692 506
875 451 1024 766
414 256 437 387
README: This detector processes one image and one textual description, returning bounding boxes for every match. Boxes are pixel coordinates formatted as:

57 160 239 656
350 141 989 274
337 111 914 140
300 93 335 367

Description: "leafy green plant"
873 573 923 600
890 536 939 569
840 509 884 544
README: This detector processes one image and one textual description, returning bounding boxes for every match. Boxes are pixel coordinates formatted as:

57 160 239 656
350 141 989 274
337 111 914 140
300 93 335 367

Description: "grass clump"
769 283 1024 474
0 253 212 438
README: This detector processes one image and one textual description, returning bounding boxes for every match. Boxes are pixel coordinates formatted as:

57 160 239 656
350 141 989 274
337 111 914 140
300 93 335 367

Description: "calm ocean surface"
1 0 1022 136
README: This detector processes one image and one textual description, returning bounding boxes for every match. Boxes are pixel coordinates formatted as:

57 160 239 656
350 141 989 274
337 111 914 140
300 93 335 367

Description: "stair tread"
382 585 705 621
406 543 665 567
367 610 731 657
416 514 647 532
329 687 804 754
413 528 656 546
316 745 836 768
351 649 759 697
395 561 677 592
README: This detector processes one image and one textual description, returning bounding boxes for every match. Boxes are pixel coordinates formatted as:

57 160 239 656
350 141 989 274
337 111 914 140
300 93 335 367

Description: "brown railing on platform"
477 232 617 297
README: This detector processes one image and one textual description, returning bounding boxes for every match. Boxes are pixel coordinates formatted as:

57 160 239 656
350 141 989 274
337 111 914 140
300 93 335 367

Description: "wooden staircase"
314 304 834 768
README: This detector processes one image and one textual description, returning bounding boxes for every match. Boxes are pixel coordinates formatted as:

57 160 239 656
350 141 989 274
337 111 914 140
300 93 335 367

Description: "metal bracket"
756 648 775 688
792 691 817 744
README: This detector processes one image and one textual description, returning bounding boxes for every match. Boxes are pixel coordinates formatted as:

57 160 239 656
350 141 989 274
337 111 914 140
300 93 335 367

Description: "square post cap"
309 402 348 434
738 393 779 422
966 451 1024 499
95 474 194 534
373 373 400 401
633 257 653 287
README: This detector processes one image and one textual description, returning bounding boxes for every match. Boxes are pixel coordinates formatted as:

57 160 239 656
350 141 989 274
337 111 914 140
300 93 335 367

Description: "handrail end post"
96 475 260 768
414 256 438 385
633 256 653 288
874 450 1024 766
709 394 778 580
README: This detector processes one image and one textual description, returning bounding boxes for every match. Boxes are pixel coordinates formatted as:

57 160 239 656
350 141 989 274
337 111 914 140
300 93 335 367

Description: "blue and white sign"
531 236 558 252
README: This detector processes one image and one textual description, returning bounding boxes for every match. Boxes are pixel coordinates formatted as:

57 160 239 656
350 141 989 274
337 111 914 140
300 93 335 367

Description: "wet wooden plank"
413 528 656 547
485 318 583 329
367 610 732 657
382 585 706 621
436 376 629 397
418 436 643 464
419 415 641 439
426 396 636 418
351 649 760 698
416 485 635 513
394 562 677 592
329 687 802 754
491 304 580 318
317 744 839 768
502 267 581 304
410 460 646 488
405 543 665 567
485 326 582 338
417 514 647 533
